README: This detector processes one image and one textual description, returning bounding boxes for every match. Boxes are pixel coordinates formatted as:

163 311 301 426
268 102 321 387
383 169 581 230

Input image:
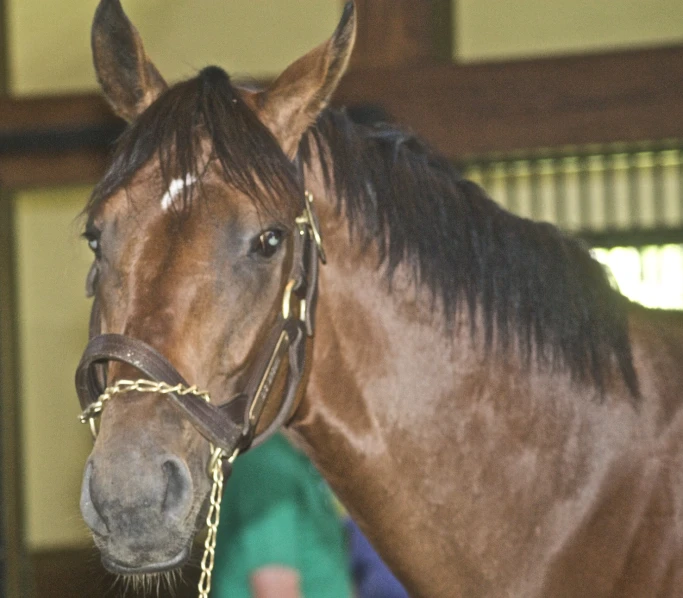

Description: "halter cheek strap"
75 192 323 456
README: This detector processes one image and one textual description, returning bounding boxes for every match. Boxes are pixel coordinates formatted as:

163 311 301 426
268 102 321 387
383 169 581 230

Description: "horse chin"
101 543 191 575
89 484 211 579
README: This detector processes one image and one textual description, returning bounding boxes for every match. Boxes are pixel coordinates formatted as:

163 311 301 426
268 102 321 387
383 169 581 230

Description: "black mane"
86 66 638 396
300 110 639 396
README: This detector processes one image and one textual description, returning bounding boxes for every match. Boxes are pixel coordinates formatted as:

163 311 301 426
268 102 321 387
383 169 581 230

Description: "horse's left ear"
91 0 167 122
255 2 356 158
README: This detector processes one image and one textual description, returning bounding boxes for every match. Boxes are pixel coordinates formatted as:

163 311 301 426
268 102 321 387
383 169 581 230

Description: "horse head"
78 0 355 576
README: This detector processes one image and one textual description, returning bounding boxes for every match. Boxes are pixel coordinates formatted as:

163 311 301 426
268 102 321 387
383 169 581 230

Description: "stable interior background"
2 0 683 595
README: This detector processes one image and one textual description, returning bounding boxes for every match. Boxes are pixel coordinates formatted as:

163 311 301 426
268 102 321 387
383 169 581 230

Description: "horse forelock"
85 65 301 223
300 109 639 397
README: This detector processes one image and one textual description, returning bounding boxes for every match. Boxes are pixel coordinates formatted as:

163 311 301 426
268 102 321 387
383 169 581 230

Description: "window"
464 146 683 310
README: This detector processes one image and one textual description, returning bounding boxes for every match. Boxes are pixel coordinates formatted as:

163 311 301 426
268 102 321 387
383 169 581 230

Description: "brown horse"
76 1 683 596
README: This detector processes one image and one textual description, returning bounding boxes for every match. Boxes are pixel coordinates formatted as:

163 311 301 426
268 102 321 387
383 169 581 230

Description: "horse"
75 1 683 596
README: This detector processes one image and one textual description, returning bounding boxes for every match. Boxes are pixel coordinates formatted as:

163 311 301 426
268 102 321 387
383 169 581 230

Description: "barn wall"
13 189 93 549
456 0 683 62
7 0 339 95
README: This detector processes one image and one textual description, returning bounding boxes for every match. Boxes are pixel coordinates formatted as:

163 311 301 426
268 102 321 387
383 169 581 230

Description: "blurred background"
1 1 682 596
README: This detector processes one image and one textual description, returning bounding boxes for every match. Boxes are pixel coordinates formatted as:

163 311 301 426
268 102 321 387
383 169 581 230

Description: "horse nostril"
80 461 109 537
161 457 192 521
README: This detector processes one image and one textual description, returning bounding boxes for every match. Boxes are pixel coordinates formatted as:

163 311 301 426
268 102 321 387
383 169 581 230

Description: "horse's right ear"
91 0 167 122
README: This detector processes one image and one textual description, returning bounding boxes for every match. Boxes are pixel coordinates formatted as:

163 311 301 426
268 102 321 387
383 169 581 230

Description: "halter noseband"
75 190 324 458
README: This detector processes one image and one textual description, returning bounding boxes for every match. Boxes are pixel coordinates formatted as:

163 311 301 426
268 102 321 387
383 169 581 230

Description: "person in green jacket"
211 434 352 598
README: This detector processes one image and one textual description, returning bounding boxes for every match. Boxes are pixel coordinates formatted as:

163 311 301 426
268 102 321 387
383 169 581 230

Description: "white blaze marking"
161 175 197 211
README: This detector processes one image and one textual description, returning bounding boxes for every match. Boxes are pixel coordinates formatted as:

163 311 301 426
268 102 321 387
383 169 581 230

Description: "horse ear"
91 0 167 122
256 2 356 158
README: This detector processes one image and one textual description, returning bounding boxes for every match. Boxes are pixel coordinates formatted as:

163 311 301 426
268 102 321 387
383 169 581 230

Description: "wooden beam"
0 94 121 189
0 148 113 189
0 0 29 595
350 0 452 68
0 45 682 188
0 191 28 598
0 93 117 133
336 44 683 159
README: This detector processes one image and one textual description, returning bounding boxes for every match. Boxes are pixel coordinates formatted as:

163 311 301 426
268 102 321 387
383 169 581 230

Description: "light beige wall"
8 0 340 95
14 189 94 549
456 0 683 62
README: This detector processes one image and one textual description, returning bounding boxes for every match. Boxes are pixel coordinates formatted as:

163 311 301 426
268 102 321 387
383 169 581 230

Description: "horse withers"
76 1 683 596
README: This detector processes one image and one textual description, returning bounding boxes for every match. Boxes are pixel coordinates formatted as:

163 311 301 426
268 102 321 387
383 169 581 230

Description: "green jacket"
211 434 351 598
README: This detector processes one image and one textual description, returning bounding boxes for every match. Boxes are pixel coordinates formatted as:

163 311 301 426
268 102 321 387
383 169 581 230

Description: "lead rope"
198 445 239 598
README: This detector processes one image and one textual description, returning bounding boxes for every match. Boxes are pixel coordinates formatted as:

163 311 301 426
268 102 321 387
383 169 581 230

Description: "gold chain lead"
198 452 223 598
198 447 239 598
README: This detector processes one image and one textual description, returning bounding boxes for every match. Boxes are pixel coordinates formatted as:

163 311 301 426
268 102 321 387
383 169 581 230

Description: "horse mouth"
102 544 190 575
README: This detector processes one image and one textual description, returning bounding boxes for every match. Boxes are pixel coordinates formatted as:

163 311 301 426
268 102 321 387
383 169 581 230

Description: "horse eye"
84 233 101 257
253 229 284 258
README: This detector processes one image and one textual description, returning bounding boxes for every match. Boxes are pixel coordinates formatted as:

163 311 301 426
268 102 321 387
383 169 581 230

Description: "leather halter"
75 191 324 458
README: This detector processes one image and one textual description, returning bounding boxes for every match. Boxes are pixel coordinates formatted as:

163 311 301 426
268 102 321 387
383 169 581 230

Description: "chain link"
198 447 239 598
198 449 223 598
79 378 211 425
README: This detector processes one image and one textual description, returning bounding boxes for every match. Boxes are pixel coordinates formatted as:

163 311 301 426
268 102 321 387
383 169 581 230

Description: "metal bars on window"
463 147 683 242
461 145 683 309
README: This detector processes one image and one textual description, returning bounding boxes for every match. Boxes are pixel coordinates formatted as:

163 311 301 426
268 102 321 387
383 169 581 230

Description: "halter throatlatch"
74 192 324 596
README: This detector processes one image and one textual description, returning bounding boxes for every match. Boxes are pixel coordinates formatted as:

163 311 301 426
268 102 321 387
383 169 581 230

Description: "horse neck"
290 168 647 596
290 196 480 593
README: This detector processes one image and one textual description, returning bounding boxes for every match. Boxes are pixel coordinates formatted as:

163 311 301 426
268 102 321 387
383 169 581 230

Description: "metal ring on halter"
208 446 225 475
207 444 241 476
89 417 99 439
207 445 240 477
282 279 298 320
303 190 326 263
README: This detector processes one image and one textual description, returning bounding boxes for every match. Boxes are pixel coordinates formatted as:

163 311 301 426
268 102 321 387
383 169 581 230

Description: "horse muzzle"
80 451 198 573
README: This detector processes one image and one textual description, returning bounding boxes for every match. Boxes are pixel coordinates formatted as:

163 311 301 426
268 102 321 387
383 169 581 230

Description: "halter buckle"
282 278 308 323
297 191 326 264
